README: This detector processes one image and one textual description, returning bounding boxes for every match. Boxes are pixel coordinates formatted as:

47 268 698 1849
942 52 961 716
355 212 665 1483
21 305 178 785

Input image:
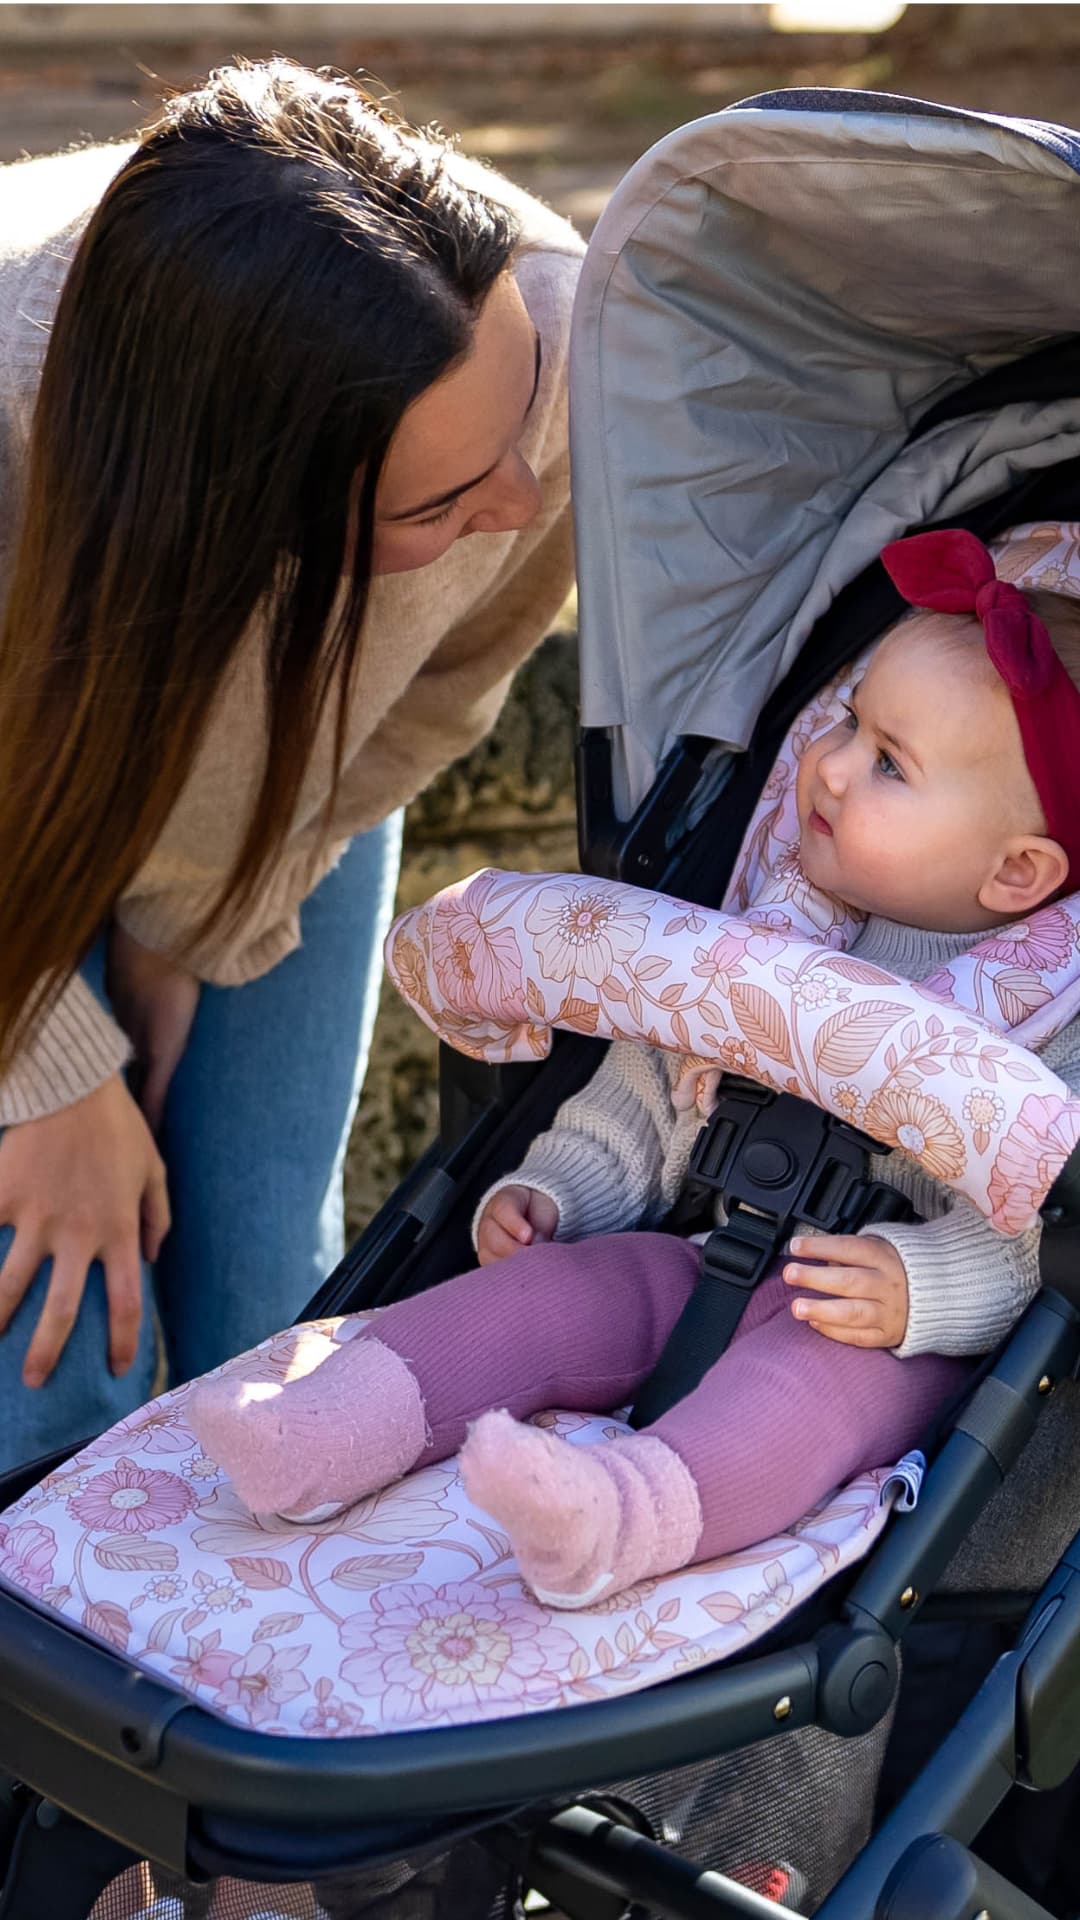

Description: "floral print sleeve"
869 1033 1080 1358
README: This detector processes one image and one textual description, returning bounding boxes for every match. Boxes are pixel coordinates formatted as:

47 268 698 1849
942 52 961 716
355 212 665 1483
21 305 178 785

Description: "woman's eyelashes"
416 500 459 530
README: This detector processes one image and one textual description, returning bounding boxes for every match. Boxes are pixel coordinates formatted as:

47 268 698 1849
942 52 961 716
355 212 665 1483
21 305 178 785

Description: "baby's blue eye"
841 702 858 731
876 749 902 781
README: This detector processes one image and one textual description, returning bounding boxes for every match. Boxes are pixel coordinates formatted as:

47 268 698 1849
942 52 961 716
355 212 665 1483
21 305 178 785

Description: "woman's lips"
809 808 833 837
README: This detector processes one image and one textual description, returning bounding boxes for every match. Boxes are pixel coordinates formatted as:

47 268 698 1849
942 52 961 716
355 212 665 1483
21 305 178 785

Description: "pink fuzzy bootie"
460 1411 702 1608
189 1332 427 1522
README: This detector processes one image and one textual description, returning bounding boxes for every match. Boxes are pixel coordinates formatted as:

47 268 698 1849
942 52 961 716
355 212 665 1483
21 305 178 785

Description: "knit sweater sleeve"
472 1040 684 1245
0 973 131 1125
865 1025 1080 1359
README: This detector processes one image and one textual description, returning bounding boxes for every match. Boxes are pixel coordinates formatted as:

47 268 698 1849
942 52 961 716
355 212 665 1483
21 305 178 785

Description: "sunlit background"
770 1 906 29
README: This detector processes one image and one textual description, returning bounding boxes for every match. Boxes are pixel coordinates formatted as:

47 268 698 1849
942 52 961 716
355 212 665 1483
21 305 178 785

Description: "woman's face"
370 274 544 575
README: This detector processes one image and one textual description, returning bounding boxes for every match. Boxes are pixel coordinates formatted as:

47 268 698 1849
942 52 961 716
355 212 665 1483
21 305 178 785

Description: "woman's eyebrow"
385 330 543 523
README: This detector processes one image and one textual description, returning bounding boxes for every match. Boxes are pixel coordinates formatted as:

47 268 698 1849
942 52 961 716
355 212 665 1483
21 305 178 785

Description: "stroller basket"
5 87 1080 1920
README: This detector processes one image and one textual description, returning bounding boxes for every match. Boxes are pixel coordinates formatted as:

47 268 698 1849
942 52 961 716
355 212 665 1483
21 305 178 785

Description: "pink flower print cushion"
0 1321 896 1737
386 867 1080 1234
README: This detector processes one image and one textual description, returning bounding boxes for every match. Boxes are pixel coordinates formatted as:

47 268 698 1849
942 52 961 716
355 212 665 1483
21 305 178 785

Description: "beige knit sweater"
479 916 1080 1363
0 142 584 1124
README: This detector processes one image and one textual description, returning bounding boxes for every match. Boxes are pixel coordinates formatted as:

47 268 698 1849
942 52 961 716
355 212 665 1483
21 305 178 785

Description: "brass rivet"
900 1586 918 1609
773 1695 792 1721
1039 1375 1054 1395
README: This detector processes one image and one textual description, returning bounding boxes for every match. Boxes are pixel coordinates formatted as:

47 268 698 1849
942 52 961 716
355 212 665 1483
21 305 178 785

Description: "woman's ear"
978 836 1071 918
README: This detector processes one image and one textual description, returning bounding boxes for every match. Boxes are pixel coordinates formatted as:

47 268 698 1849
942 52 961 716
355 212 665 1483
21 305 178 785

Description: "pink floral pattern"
0 1337 895 1738
989 1095 1080 1234
386 865 1080 1233
340 1581 576 1725
0 1519 56 1597
69 1460 197 1535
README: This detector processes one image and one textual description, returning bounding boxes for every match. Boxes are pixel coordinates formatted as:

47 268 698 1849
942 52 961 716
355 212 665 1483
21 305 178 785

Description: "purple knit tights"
371 1232 968 1560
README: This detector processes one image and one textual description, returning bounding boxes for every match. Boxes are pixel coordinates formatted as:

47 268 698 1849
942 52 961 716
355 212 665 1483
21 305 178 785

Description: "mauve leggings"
366 1233 969 1560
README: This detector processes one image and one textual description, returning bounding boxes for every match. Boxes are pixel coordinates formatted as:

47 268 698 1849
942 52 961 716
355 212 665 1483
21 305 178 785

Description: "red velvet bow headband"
880 528 1080 891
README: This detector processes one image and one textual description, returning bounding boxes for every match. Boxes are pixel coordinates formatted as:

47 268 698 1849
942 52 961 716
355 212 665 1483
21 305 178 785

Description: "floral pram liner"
0 1317 896 1738
2 521 1078 1742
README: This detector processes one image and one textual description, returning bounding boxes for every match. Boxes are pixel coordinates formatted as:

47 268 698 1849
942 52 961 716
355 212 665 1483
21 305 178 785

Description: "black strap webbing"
629 1230 761 1430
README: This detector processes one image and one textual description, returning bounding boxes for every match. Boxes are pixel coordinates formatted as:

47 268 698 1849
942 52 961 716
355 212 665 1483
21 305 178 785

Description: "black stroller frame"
4 90 1080 1920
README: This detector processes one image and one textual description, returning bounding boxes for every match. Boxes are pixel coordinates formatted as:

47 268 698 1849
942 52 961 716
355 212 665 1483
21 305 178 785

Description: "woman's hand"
0 1075 170 1386
783 1232 910 1349
476 1184 559 1266
107 924 200 1133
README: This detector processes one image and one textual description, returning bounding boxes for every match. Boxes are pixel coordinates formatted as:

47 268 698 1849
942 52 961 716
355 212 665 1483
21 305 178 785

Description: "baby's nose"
819 745 848 794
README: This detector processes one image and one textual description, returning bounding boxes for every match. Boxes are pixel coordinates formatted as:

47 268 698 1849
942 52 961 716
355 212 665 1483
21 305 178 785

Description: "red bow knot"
879 528 1080 888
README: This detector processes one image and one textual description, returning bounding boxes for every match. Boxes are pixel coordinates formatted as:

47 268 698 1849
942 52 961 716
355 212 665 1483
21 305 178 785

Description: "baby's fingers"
477 1218 530 1266
790 1293 891 1347
488 1190 533 1238
783 1257 878 1296
789 1234 875 1268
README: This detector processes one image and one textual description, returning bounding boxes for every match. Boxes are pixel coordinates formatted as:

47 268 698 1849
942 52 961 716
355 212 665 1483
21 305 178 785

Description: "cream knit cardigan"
0 142 584 1122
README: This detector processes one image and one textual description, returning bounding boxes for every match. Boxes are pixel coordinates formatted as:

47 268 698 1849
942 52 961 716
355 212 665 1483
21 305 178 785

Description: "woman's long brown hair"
0 60 517 1069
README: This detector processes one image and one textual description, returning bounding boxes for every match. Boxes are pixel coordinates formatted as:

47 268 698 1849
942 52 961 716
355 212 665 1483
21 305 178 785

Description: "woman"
0 59 582 1471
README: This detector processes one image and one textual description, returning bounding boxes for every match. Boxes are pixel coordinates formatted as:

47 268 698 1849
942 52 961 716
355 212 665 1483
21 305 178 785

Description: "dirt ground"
5 8 1080 236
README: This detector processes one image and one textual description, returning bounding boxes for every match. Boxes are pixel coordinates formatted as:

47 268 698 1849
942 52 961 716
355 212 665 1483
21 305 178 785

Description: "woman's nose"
464 451 542 536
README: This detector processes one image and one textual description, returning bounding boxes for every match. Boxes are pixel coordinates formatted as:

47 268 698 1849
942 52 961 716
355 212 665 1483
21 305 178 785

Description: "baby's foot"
460 1411 701 1608
190 1334 426 1521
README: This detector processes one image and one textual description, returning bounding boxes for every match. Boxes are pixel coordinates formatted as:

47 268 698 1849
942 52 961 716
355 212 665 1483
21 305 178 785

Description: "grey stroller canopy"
572 91 1080 814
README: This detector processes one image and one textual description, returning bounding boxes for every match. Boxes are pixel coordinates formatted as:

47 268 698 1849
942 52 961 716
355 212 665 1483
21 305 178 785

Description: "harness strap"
629 1081 913 1428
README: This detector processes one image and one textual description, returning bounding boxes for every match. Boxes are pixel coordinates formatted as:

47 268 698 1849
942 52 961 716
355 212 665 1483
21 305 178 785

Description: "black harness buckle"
691 1077 909 1283
629 1080 913 1428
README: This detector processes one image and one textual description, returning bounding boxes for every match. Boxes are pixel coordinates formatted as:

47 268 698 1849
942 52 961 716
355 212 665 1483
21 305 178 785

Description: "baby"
191 529 1080 1608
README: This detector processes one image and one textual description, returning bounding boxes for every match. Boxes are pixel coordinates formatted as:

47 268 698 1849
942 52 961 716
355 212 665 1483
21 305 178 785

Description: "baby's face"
796 616 1047 931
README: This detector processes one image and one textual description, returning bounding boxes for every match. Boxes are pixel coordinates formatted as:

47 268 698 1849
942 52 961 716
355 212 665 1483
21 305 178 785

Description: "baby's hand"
476 1185 559 1266
783 1233 909 1349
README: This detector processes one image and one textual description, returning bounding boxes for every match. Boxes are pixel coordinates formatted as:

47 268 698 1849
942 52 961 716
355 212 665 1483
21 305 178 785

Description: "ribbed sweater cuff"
867 1214 1028 1359
472 1135 638 1250
0 974 131 1125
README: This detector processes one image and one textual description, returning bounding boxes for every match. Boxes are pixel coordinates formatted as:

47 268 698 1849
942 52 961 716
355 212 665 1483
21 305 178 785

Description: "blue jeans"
0 817 403 1476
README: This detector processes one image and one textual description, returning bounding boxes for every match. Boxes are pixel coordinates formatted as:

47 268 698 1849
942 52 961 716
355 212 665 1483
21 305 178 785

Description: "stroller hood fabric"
572 92 1080 812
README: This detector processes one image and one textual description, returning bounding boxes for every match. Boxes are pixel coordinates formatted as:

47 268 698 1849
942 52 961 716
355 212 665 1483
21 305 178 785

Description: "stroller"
3 84 1080 1920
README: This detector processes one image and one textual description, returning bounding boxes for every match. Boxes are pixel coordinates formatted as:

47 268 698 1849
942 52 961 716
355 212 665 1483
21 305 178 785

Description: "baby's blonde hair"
1026 586 1080 694
923 585 1080 702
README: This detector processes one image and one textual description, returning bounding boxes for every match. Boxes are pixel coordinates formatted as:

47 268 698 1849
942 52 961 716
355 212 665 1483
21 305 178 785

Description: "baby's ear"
979 837 1071 918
